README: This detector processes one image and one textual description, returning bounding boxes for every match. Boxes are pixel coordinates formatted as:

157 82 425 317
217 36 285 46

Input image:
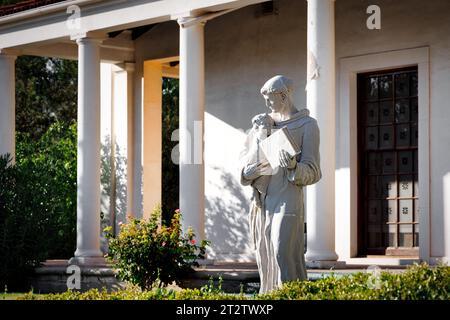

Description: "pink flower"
190 239 196 245
175 209 180 213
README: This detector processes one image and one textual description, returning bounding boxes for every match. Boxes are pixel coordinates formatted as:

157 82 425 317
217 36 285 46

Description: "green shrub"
15 121 77 258
0 122 77 290
258 262 450 300
18 282 244 301
17 263 450 300
0 153 54 290
19 281 243 301
105 207 209 290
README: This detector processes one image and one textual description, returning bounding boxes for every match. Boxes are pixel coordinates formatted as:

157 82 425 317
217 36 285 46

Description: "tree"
1 5 78 138
0 0 23 5
161 78 180 224
15 56 78 139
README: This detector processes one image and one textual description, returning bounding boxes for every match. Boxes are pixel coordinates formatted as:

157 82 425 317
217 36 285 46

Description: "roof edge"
0 0 103 25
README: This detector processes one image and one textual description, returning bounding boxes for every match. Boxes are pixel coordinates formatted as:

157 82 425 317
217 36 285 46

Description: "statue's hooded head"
260 75 293 96
260 75 295 112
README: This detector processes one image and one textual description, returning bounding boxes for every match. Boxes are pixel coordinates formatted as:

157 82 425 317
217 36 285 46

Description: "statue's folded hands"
242 161 271 181
279 149 297 170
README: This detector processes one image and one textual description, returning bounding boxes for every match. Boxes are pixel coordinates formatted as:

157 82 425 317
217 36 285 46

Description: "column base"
306 249 339 262
306 260 346 269
69 256 107 267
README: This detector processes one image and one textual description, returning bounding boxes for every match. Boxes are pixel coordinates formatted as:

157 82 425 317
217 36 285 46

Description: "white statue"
240 75 322 293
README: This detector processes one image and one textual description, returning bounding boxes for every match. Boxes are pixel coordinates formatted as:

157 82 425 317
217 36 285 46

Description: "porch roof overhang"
0 0 269 61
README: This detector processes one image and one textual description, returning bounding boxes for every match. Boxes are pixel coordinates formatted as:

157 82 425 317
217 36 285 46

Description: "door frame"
336 47 430 260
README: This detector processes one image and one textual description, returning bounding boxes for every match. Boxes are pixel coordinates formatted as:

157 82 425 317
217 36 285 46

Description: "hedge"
18 263 450 300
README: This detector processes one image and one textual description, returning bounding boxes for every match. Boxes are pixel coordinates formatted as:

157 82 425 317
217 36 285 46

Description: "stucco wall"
134 0 450 261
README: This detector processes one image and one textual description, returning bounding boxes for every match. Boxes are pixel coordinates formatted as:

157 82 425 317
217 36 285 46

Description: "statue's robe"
240 108 322 293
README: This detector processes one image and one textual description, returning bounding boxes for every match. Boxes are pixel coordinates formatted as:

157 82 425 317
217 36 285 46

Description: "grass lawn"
1 293 31 300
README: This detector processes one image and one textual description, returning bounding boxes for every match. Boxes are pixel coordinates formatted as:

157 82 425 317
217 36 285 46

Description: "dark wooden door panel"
357 67 419 256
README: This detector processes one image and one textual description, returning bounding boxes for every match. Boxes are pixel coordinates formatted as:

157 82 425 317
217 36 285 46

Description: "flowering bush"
104 207 209 290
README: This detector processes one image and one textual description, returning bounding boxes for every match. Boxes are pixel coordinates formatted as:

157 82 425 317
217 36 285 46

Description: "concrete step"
29 260 126 294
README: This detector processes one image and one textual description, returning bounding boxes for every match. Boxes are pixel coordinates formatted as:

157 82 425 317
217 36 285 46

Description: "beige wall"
142 61 163 219
134 0 450 262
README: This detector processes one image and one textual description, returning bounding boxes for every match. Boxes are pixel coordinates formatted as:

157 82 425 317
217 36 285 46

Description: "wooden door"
357 67 419 256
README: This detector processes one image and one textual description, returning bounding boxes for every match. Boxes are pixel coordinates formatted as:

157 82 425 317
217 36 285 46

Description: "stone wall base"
29 260 126 294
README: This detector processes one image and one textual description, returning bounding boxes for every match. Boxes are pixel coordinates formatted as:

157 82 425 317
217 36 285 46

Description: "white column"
178 18 205 240
0 53 17 162
443 173 450 264
111 63 135 224
125 63 135 219
132 62 144 218
71 36 104 264
305 0 339 265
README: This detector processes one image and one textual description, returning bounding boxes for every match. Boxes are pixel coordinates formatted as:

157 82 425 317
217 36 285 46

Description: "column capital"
173 6 243 28
176 16 207 29
71 31 107 43
0 48 19 59
114 62 136 73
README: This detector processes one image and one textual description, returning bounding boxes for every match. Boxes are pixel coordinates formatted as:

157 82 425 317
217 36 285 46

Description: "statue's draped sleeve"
239 126 258 186
239 126 262 250
287 119 322 186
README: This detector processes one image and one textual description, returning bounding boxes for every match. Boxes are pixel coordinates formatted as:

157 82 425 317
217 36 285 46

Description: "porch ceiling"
0 0 269 56
5 29 136 62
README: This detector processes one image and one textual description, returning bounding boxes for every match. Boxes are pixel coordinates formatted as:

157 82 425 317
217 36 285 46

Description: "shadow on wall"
205 166 253 261
100 135 128 253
